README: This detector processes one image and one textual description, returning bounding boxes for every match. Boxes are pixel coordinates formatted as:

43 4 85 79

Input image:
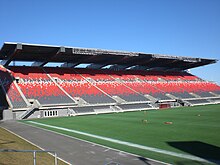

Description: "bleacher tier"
185 99 210 105
208 98 220 103
172 92 195 99
10 67 75 105
75 69 150 102
1 66 220 111
214 91 220 95
0 69 28 109
176 82 220 97
44 68 116 104
118 103 152 110
95 81 149 102
72 107 95 114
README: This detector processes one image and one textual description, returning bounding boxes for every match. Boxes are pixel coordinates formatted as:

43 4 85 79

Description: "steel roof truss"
1 43 22 66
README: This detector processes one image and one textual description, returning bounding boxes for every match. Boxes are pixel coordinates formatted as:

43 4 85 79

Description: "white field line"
27 121 210 163
21 122 168 165
0 126 71 165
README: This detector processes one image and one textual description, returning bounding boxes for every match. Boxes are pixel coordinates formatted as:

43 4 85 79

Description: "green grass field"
23 104 220 164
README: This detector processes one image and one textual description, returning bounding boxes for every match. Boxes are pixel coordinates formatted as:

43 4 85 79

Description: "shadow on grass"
167 141 220 164
0 138 15 145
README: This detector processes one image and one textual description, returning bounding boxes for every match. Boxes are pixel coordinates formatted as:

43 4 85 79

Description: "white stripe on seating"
27 121 210 163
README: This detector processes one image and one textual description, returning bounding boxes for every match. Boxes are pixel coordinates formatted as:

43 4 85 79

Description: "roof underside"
0 42 217 71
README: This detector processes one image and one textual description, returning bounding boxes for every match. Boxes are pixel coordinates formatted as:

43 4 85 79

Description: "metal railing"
0 149 57 165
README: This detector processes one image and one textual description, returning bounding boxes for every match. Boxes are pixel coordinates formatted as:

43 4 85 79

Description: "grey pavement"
0 121 166 165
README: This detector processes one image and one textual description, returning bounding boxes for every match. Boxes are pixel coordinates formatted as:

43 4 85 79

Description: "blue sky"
0 0 219 84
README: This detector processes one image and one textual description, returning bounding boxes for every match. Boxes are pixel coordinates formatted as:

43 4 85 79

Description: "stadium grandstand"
0 42 220 120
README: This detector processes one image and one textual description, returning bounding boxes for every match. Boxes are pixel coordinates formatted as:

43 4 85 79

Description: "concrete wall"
2 110 13 121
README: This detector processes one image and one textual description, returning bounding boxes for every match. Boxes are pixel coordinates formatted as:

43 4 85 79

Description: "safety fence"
0 149 57 165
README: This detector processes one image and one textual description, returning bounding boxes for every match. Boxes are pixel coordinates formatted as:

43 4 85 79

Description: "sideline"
21 121 168 165
27 121 210 163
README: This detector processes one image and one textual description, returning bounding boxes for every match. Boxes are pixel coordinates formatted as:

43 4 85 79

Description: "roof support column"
1 43 22 66
86 63 106 69
61 62 79 68
109 64 130 71
31 47 65 67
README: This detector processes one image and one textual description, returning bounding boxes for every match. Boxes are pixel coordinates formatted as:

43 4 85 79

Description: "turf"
24 104 220 164
0 127 67 165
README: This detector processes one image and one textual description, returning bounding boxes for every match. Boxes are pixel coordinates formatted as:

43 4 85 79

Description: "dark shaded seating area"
185 99 210 105
73 107 95 114
118 103 152 110
171 92 195 99
0 68 27 108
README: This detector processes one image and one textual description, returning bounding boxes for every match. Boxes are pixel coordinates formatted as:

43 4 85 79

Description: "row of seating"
0 69 28 108
11 67 50 80
118 103 152 110
185 99 211 105
2 66 220 108
74 69 151 102
18 81 74 105
49 68 220 104
45 67 200 82
10 67 75 105
73 69 209 101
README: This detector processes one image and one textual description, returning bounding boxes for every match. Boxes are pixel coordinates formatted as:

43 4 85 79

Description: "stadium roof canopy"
0 42 217 71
